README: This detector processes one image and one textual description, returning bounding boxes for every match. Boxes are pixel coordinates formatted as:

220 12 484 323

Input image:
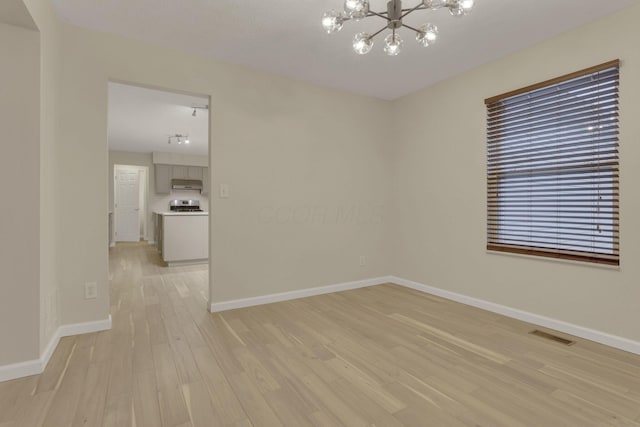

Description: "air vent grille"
529 329 576 346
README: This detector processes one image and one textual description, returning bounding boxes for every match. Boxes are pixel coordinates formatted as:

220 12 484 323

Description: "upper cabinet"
188 167 202 180
172 166 189 180
155 164 208 195
152 153 208 194
155 164 172 194
172 166 202 180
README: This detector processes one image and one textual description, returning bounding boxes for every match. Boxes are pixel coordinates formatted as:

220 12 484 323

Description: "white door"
115 166 141 242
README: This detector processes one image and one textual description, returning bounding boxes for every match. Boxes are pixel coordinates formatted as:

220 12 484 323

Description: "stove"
169 199 203 212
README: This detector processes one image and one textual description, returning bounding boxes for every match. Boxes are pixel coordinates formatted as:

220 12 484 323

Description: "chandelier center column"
387 0 403 29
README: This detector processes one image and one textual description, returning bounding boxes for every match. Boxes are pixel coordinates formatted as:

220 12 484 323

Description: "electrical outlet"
359 255 366 266
84 282 98 300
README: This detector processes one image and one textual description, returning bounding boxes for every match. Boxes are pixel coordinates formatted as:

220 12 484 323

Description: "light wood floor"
1 243 640 426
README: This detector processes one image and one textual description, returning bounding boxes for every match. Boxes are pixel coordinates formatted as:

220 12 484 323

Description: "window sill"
486 249 621 271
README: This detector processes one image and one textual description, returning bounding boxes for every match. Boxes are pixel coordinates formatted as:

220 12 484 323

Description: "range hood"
171 179 203 191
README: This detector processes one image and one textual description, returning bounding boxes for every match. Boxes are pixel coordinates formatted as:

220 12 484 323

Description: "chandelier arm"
369 26 388 39
367 10 390 21
402 23 422 34
400 3 426 19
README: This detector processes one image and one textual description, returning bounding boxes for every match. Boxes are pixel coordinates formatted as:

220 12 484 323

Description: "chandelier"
321 0 475 56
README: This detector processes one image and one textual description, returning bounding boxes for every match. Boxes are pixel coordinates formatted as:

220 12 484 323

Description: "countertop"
153 211 209 216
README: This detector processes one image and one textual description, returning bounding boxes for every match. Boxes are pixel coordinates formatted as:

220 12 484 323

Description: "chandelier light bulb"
352 32 373 55
322 10 344 34
384 33 403 56
185 137 190 144
344 0 369 20
448 0 474 16
416 23 438 47
461 0 475 12
449 4 464 16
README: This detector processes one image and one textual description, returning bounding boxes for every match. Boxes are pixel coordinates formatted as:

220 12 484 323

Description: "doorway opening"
107 81 211 305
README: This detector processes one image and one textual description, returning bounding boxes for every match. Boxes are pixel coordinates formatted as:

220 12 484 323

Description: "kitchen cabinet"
155 164 172 194
155 164 207 194
188 166 202 180
201 167 209 195
156 212 208 265
153 213 163 254
172 165 189 180
174 166 203 180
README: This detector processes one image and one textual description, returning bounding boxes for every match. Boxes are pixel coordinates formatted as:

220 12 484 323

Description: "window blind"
485 60 620 266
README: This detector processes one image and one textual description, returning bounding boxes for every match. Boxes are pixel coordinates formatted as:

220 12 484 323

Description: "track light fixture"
191 105 209 117
167 134 190 145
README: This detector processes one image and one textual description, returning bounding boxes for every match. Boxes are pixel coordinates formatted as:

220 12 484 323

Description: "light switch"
219 183 229 198
84 282 98 299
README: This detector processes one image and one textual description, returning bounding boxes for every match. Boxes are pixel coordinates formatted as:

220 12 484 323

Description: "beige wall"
108 150 210 242
0 21 40 365
50 18 392 324
391 4 640 341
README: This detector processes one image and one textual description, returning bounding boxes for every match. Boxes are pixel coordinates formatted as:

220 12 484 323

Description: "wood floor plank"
33 336 76 394
0 376 37 423
227 372 283 427
191 346 248 426
12 390 55 427
132 370 163 427
181 381 217 427
101 392 132 427
70 362 110 427
152 342 191 426
299 373 369 427
262 387 316 427
41 343 90 427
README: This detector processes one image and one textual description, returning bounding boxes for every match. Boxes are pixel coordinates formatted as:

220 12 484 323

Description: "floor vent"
529 329 576 346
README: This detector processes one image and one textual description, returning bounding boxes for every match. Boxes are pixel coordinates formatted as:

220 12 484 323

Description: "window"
485 60 620 266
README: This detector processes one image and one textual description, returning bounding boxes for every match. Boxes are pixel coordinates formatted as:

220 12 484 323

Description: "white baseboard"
0 315 112 383
58 315 112 338
0 359 42 383
389 276 640 356
167 259 208 267
210 276 392 313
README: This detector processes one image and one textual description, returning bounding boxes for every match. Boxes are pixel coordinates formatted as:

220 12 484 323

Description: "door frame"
107 79 212 305
113 164 149 243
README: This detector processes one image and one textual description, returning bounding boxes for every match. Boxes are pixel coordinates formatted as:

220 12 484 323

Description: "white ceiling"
56 0 636 100
108 82 209 156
